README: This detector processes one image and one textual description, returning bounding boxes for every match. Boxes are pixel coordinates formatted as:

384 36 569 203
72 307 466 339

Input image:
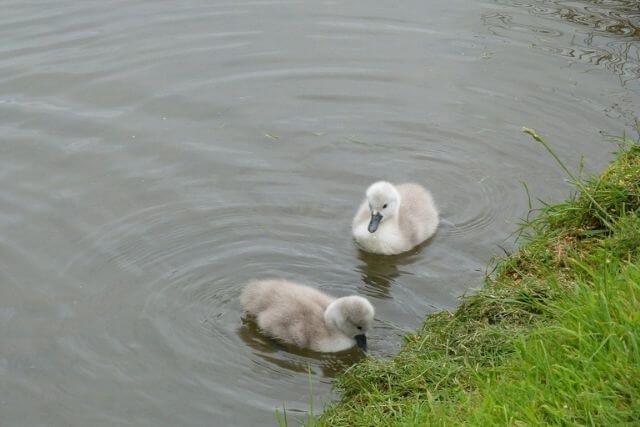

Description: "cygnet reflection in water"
237 320 365 378
355 225 443 299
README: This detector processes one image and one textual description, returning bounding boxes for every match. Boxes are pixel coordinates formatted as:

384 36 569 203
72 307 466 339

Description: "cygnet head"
365 181 401 233
324 296 375 351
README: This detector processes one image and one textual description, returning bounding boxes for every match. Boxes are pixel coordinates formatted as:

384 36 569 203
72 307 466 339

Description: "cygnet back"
240 279 334 351
240 279 373 352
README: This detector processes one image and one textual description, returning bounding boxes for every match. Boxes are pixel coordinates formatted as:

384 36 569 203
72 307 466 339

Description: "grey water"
1 0 638 425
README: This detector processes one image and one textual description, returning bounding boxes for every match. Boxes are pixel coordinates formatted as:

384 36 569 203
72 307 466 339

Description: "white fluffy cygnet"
240 279 374 353
352 181 439 255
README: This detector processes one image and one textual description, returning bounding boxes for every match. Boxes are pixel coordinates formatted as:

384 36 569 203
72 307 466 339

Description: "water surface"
1 0 638 425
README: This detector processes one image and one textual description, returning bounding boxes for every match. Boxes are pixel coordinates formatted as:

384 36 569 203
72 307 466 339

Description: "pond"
1 0 638 425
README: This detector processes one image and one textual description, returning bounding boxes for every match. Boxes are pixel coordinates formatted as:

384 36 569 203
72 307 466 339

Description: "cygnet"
352 181 438 255
240 279 374 352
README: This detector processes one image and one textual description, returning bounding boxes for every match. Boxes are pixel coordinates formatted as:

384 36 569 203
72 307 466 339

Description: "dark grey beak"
368 213 383 233
354 334 367 352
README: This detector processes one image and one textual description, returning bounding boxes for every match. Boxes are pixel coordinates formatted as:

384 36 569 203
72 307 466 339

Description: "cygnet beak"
368 213 383 233
355 334 367 352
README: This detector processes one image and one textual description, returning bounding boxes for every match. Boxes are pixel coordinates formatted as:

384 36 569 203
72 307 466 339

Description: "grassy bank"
314 132 640 426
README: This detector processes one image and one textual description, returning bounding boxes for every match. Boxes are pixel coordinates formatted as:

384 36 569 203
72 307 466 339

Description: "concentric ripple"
58 197 414 424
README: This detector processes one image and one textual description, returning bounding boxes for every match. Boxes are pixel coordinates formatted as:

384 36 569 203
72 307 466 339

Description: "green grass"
310 133 640 426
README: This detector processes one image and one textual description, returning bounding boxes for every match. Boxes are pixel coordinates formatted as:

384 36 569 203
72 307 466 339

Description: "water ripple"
485 0 640 85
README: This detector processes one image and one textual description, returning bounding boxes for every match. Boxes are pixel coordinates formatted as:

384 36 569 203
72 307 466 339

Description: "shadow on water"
236 318 366 378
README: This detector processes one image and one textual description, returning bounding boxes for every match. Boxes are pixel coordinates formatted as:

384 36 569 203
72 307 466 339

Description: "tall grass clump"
312 132 640 426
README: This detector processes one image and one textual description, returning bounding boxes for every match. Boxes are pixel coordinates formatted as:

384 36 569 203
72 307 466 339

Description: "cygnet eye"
382 204 388 209
357 326 362 330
